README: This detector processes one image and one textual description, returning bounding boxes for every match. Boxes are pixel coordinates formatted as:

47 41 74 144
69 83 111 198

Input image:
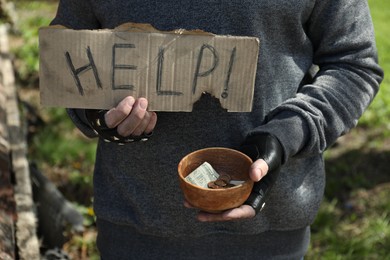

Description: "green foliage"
13 15 51 83
12 2 99 258
308 186 390 260
359 0 390 133
74 203 96 227
29 108 96 167
27 107 96 206
11 1 54 84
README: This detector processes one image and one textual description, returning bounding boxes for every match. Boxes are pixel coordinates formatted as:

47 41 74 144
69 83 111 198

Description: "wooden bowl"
178 147 254 213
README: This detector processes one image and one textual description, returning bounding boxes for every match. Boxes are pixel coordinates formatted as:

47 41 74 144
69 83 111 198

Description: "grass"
8 0 390 259
308 185 390 260
359 0 390 132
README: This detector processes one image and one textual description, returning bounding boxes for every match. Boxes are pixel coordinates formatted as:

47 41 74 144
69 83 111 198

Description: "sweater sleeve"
50 0 101 138
249 0 384 163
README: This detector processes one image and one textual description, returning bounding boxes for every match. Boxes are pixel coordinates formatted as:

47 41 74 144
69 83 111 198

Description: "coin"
208 181 222 189
214 179 228 187
207 173 235 189
219 173 231 183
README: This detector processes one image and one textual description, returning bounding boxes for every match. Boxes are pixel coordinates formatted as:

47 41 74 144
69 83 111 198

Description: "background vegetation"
5 0 390 259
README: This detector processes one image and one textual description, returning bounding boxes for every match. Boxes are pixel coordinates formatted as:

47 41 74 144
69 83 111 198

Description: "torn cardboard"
39 23 259 112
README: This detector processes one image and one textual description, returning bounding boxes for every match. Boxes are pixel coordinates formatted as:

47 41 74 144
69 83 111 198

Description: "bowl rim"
177 147 253 191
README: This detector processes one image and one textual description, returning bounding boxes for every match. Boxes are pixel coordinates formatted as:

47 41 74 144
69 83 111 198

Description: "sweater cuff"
67 108 99 138
248 111 309 164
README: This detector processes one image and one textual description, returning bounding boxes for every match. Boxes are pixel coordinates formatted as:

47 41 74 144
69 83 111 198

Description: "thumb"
249 159 269 182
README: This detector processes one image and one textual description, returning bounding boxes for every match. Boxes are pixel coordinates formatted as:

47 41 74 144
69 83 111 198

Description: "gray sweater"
52 0 382 242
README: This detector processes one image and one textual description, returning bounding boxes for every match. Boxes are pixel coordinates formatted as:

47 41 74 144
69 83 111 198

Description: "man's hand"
104 96 157 136
86 96 157 143
184 202 256 222
183 133 283 222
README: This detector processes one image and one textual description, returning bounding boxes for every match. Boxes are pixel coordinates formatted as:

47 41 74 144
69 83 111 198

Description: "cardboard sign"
39 24 259 112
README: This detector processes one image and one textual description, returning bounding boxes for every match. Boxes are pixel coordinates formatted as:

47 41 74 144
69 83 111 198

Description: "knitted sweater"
51 0 382 239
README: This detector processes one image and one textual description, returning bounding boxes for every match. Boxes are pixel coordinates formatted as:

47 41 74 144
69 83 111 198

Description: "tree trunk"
0 24 40 260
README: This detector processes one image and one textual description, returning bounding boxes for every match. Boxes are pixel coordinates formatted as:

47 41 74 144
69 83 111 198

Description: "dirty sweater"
50 0 383 257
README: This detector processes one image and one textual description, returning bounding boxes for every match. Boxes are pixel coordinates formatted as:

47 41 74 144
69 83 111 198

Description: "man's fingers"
144 112 157 134
117 98 148 136
132 111 150 136
197 205 255 222
183 200 195 209
101 96 157 137
105 96 136 128
131 111 157 136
